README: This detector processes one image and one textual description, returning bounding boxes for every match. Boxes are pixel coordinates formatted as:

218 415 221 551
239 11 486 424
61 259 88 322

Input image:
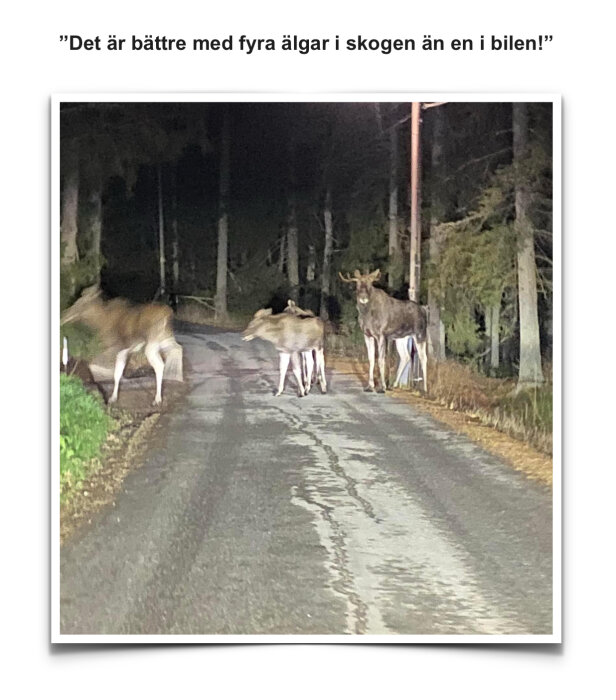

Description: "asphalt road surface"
60 325 553 637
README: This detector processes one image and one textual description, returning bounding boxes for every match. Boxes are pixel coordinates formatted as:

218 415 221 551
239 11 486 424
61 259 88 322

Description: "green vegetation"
60 374 113 502
60 320 101 362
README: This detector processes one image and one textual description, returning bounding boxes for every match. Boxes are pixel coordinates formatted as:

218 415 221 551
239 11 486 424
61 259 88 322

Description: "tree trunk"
408 102 422 303
388 124 400 289
171 164 179 291
86 171 102 283
215 106 230 319
278 235 285 274
157 163 166 298
61 144 79 266
320 187 333 321
286 140 300 301
513 103 544 389
487 303 500 372
427 106 445 360
306 244 316 282
286 203 299 301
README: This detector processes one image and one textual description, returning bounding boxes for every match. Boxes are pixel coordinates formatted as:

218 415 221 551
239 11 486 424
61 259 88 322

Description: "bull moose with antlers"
339 269 428 393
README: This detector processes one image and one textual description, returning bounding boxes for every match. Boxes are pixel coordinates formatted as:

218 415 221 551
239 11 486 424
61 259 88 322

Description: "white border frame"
51 92 561 644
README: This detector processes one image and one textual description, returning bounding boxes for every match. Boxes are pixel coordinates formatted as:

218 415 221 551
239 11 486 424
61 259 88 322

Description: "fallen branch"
178 295 216 311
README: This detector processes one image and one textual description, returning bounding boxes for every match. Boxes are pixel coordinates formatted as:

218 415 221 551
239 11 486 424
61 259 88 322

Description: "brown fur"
242 308 324 353
339 269 428 392
61 286 182 404
62 289 174 350
284 299 316 318
243 308 327 396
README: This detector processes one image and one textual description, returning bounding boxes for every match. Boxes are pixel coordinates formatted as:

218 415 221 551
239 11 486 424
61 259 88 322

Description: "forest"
59 99 554 445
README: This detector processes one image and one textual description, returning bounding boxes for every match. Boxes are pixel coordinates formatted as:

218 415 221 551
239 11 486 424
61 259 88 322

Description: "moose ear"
353 269 361 279
286 299 296 307
371 269 381 281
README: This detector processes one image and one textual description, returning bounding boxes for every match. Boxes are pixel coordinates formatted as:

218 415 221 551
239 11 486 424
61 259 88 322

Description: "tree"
171 164 180 291
286 138 300 301
513 103 544 389
427 105 446 361
60 140 79 267
320 187 334 321
431 178 517 363
83 165 103 284
215 105 230 319
387 123 402 289
157 163 166 297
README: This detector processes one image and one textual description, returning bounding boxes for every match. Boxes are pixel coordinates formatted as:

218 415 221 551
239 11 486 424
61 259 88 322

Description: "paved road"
60 325 553 637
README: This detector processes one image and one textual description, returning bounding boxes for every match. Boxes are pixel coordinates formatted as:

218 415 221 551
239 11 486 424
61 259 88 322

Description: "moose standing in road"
61 285 183 406
284 299 318 390
339 269 428 393
242 308 327 397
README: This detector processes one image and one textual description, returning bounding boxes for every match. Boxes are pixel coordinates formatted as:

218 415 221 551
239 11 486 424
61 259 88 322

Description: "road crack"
291 482 368 634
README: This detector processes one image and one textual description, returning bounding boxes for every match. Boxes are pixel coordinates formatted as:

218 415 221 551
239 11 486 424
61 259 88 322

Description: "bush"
60 321 101 361
424 359 552 454
60 374 112 501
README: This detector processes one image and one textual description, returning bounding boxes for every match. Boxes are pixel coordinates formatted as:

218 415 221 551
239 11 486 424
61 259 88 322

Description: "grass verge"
60 374 113 503
327 334 553 485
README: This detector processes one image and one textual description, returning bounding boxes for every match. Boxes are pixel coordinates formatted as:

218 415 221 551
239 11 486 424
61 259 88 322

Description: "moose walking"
339 269 428 393
61 285 183 406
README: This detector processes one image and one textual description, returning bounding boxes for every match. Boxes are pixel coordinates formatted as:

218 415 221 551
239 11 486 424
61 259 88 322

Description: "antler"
338 270 360 283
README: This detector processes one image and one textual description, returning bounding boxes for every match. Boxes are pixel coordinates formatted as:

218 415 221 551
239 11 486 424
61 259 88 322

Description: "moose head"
338 269 381 306
61 284 102 325
242 308 274 341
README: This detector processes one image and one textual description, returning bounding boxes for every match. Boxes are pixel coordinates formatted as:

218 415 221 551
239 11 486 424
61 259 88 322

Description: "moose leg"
393 337 412 388
377 335 387 392
364 335 376 391
416 339 428 394
303 351 314 394
109 348 130 403
316 348 327 393
145 342 165 405
276 353 291 396
291 353 306 397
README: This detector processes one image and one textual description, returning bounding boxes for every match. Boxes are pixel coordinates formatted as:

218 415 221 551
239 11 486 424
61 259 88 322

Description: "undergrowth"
60 374 113 502
330 333 553 455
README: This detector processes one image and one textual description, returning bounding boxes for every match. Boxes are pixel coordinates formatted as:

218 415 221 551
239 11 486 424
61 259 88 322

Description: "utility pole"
408 102 421 302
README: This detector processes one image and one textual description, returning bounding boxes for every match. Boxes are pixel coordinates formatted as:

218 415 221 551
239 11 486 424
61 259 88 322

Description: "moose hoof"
377 387 386 394
108 395 118 404
364 386 375 393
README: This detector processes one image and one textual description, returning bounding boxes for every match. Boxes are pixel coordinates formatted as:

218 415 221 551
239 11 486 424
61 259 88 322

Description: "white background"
2 1 613 696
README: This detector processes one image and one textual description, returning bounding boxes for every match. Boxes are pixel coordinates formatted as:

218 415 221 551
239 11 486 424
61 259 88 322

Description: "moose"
61 285 183 406
339 269 428 393
242 307 327 397
284 299 318 390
